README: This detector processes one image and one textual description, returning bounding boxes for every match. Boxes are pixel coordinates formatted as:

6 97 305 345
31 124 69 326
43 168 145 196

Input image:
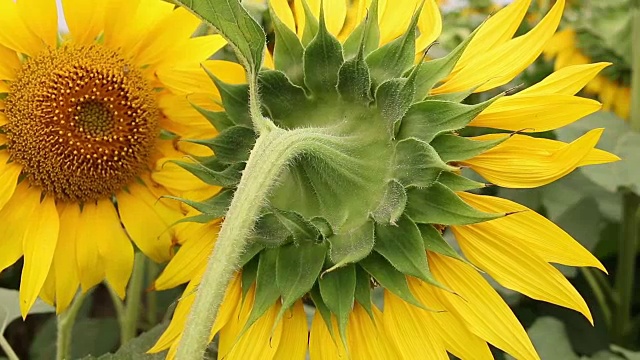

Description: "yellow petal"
62 0 106 45
225 303 284 360
457 192 606 272
408 278 494 360
17 0 58 48
39 267 56 307
53 204 81 313
309 312 347 360
415 0 442 53
520 63 611 96
94 198 134 298
0 81 9 93
20 191 59 317
614 87 631 120
154 221 218 290
0 45 20 81
0 184 36 274
428 252 540 360
544 28 575 60
0 0 44 56
299 0 348 37
453 0 532 71
600 81 617 112
452 225 592 322
469 94 602 132
156 35 227 70
273 301 308 360
116 183 177 263
463 128 609 188
434 0 564 94
271 0 297 32
383 291 449 360
0 152 23 210
76 201 106 292
378 0 418 46
349 304 399 360
158 93 217 136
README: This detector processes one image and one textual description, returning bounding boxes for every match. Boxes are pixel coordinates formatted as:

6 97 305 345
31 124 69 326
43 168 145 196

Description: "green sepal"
374 215 444 288
417 224 467 264
393 138 452 188
375 75 416 137
406 183 503 225
319 264 356 350
170 157 243 188
371 180 407 225
276 241 327 313
170 213 218 225
326 220 375 272
337 46 373 104
238 242 264 268
303 5 344 97
342 0 380 59
273 209 321 244
412 25 480 100
430 134 505 162
204 68 252 127
398 98 495 143
364 3 421 86
354 265 373 319
241 249 281 335
241 255 259 300
252 212 291 247
310 285 335 338
186 126 256 164
359 252 427 309
300 0 319 46
437 171 486 191
269 4 305 86
311 217 334 239
426 89 475 103
258 70 309 122
162 189 233 219
189 101 234 132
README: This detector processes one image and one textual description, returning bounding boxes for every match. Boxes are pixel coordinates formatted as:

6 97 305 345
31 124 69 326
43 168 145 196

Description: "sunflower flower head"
0 0 236 316
151 0 619 358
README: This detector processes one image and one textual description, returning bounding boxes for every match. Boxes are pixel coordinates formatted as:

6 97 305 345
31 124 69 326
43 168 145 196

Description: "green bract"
174 0 507 350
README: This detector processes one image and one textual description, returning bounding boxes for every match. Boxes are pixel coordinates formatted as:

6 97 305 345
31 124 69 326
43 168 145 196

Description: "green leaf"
252 212 292 247
413 25 480 100
430 134 505 162
258 70 309 121
187 126 256 164
241 255 259 299
77 322 169 360
300 0 319 46
437 171 486 191
269 4 305 86
337 47 373 104
326 220 375 271
406 183 503 225
311 217 334 238
417 223 467 263
274 209 322 244
365 4 420 86
189 101 234 132
375 76 416 136
371 180 407 225
319 265 356 348
374 215 442 287
276 241 327 312
172 157 243 187
309 285 334 337
242 249 280 333
303 6 344 96
393 138 451 188
162 189 233 218
173 0 265 73
342 0 380 59
397 98 495 143
359 252 426 309
238 242 264 267
354 265 373 318
505 317 579 360
207 74 251 127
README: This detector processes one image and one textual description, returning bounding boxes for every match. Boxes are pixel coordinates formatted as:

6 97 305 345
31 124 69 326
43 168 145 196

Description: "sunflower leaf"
303 5 344 97
252 212 291 247
189 103 234 132
417 224 467 263
186 126 256 164
272 209 321 244
206 73 251 127
238 242 264 268
342 0 380 59
276 241 327 313
371 180 407 225
172 0 265 73
269 4 305 86
319 264 356 350
162 189 233 218
354 266 374 319
437 171 486 191
337 46 373 104
393 138 451 188
398 98 496 143
300 0 319 46
406 183 503 225
170 158 243 188
326 220 375 272
258 70 309 122
241 256 259 299
241 249 280 335
375 76 416 136
309 285 335 338
430 134 506 162
359 252 425 309
374 215 444 288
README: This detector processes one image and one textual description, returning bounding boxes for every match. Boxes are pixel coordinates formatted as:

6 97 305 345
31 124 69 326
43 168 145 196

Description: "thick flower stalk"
150 0 619 359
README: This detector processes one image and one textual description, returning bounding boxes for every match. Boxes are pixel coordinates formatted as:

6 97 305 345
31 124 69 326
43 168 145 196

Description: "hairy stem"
0 335 19 360
56 292 87 360
631 5 640 131
120 252 146 344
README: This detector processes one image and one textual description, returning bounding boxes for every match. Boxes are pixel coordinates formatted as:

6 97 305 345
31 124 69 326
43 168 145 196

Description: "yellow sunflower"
149 0 618 359
0 0 242 316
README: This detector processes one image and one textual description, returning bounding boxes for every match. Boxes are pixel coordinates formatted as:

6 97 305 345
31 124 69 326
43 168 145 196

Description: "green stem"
56 292 87 360
613 191 640 344
175 126 340 360
120 252 147 344
630 5 640 131
145 261 161 328
581 267 612 328
0 335 19 360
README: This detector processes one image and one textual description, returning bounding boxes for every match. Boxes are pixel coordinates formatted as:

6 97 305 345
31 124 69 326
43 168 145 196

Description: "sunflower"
0 0 242 316
150 0 618 359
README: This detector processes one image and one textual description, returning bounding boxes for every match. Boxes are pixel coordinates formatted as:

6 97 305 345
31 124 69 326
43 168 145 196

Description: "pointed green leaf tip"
172 0 265 73
319 265 356 350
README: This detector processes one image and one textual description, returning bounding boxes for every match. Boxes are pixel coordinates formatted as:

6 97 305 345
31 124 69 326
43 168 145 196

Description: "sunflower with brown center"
0 0 242 316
